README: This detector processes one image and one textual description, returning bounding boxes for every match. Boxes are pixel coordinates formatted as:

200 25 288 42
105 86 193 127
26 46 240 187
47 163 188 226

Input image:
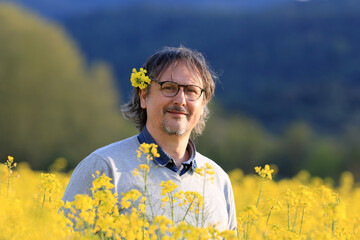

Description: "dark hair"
121 46 217 138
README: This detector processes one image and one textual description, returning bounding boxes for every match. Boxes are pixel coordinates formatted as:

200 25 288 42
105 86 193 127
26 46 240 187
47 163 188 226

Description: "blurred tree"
304 138 344 180
0 3 135 169
343 121 360 182
273 122 313 178
59 1 360 135
196 105 275 173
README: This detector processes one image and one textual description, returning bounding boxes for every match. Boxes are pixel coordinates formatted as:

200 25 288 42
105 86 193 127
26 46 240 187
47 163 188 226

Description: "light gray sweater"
62 136 237 231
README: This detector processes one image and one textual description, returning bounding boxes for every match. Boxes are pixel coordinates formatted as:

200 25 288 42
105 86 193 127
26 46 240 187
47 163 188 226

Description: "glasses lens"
184 86 202 100
160 81 203 100
161 82 178 97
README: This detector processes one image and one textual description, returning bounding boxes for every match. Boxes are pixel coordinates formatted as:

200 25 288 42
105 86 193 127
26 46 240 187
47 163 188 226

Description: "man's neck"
146 125 190 169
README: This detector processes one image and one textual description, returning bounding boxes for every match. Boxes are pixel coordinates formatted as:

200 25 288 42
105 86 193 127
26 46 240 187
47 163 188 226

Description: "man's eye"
186 87 199 94
163 84 177 91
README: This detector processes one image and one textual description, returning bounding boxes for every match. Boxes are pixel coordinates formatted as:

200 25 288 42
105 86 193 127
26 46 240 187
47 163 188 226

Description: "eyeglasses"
152 79 205 101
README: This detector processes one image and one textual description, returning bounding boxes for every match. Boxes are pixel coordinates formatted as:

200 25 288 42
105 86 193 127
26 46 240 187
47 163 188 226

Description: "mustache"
164 106 189 115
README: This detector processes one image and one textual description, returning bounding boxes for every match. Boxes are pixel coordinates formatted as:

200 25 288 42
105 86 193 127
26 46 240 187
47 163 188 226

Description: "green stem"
7 171 11 198
195 206 199 227
292 193 302 230
332 219 335 237
242 222 246 239
245 213 252 240
201 172 206 227
256 178 264 208
142 211 146 240
157 228 161 240
169 193 174 223
245 217 249 240
266 207 273 226
181 199 195 221
144 171 154 220
299 207 305 236
42 191 46 209
287 201 291 231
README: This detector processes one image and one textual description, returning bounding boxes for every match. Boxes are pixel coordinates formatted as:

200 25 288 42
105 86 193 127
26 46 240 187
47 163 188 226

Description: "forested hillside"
59 0 360 134
2 1 360 181
0 4 135 169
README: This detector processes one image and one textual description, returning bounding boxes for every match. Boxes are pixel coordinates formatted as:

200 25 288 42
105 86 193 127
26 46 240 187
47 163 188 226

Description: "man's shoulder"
91 135 140 159
77 135 141 172
195 152 229 178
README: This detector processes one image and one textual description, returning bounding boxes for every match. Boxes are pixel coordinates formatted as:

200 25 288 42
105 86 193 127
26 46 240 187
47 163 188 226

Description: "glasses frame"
151 78 205 101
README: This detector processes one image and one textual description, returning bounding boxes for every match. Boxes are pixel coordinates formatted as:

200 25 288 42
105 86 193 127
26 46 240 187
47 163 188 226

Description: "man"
62 46 237 231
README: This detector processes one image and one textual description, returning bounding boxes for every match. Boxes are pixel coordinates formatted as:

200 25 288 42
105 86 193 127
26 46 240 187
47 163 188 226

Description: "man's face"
140 61 206 138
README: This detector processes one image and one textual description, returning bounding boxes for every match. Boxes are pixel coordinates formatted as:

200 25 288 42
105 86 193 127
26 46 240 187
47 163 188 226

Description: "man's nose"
173 87 187 105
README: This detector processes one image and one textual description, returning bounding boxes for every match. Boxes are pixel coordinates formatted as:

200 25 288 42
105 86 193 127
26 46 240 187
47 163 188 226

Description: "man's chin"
162 124 187 136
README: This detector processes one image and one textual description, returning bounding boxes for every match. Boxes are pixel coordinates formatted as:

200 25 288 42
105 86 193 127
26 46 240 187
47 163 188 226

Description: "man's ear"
139 89 148 109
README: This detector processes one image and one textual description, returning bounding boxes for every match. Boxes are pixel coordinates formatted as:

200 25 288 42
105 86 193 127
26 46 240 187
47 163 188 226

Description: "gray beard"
161 118 188 136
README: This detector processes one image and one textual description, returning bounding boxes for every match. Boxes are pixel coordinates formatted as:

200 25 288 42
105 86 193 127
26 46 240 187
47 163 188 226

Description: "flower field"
1 154 360 239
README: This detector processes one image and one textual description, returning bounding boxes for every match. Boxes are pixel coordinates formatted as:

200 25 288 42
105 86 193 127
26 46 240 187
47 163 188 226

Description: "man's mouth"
164 106 189 116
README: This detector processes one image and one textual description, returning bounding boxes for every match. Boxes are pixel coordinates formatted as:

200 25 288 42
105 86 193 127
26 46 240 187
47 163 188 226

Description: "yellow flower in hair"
130 68 151 89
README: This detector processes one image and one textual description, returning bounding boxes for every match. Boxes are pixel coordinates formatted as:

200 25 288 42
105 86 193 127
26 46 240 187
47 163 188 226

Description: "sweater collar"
137 126 197 171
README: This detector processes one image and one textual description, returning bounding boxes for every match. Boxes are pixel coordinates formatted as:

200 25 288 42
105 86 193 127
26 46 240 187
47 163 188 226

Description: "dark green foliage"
60 0 360 134
0 4 136 170
197 108 360 182
2 2 360 182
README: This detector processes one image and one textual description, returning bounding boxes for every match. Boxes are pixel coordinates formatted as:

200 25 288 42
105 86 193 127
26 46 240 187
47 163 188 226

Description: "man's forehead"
165 60 203 85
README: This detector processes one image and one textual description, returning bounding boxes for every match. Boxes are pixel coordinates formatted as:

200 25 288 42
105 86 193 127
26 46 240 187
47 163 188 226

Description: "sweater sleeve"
62 153 114 203
226 176 238 231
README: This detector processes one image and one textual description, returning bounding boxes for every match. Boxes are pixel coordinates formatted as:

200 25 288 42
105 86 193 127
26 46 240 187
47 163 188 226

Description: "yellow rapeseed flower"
137 143 160 160
159 180 178 195
133 168 139 177
121 189 142 209
131 68 152 89
4 147 360 239
72 194 94 212
151 145 160 158
4 155 16 170
153 215 173 234
195 163 215 180
195 167 204 176
139 164 150 173
181 191 203 212
254 164 274 180
91 173 114 192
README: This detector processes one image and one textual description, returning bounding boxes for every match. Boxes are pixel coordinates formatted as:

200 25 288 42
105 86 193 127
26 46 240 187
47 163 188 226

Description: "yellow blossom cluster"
1 154 360 239
130 68 152 89
231 167 360 239
195 162 215 183
160 180 179 195
255 164 274 180
137 142 160 160
0 160 72 239
179 191 203 216
4 155 17 170
39 172 62 208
